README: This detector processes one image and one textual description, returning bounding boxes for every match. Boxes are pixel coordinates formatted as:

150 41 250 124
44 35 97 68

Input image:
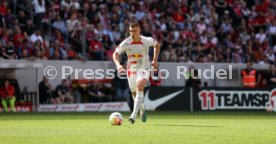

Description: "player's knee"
136 79 147 91
136 83 146 91
136 86 144 91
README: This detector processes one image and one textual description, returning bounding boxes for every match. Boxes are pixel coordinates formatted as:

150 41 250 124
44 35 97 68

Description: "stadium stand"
0 0 274 63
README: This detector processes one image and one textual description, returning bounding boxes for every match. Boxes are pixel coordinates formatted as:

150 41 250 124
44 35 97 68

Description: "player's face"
129 26 141 37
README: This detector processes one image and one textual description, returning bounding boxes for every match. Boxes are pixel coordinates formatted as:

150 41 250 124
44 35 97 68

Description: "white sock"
140 103 145 117
130 91 143 120
140 103 145 111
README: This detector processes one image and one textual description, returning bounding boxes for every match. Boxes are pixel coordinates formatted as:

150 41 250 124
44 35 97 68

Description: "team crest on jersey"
129 53 143 59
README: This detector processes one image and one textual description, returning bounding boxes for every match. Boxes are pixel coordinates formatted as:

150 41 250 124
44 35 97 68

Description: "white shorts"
127 69 150 92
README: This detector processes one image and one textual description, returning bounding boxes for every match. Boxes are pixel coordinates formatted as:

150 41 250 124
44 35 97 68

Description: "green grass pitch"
0 112 275 144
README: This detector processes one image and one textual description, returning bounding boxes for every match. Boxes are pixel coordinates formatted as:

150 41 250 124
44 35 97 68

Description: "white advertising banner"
38 102 130 112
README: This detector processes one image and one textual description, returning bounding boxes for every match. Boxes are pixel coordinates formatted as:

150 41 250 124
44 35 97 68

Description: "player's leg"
131 92 136 100
128 74 137 100
133 90 146 122
139 69 150 123
127 74 138 124
132 91 145 118
129 78 147 123
127 91 135 112
8 96 16 112
140 99 147 123
1 98 8 112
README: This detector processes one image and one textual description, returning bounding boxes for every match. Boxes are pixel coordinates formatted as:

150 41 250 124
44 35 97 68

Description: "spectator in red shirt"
85 24 95 43
89 37 103 60
52 0 61 12
0 79 16 112
253 12 267 31
172 9 185 29
0 2 7 15
13 27 27 51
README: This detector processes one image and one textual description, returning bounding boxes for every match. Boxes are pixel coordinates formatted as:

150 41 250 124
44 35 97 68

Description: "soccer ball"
109 112 123 125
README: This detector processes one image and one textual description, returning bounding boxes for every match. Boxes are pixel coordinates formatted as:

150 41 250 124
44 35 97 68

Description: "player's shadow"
154 124 223 128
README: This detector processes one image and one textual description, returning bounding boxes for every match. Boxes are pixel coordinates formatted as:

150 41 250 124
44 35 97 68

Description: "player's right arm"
113 52 122 69
113 40 127 73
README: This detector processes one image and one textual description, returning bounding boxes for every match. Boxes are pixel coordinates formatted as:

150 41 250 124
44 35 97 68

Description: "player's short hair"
129 22 140 28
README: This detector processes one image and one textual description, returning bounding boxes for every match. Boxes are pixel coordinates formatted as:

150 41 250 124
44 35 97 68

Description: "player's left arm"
151 39 160 70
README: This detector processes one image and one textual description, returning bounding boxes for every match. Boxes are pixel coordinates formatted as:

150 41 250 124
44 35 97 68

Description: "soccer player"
112 22 160 124
0 79 16 112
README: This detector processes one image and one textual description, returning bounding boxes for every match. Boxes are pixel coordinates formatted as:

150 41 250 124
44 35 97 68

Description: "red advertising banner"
0 105 32 112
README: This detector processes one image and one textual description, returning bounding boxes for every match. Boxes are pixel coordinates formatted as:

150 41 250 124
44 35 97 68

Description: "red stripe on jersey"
127 70 137 77
129 61 137 64
130 41 143 45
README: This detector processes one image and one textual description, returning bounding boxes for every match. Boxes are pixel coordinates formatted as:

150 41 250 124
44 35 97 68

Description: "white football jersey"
116 36 157 71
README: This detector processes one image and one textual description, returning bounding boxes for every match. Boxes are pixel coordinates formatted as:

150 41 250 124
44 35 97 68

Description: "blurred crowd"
0 0 275 63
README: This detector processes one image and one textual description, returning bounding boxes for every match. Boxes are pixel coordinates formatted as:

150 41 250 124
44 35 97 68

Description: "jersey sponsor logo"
144 89 184 110
198 89 276 110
